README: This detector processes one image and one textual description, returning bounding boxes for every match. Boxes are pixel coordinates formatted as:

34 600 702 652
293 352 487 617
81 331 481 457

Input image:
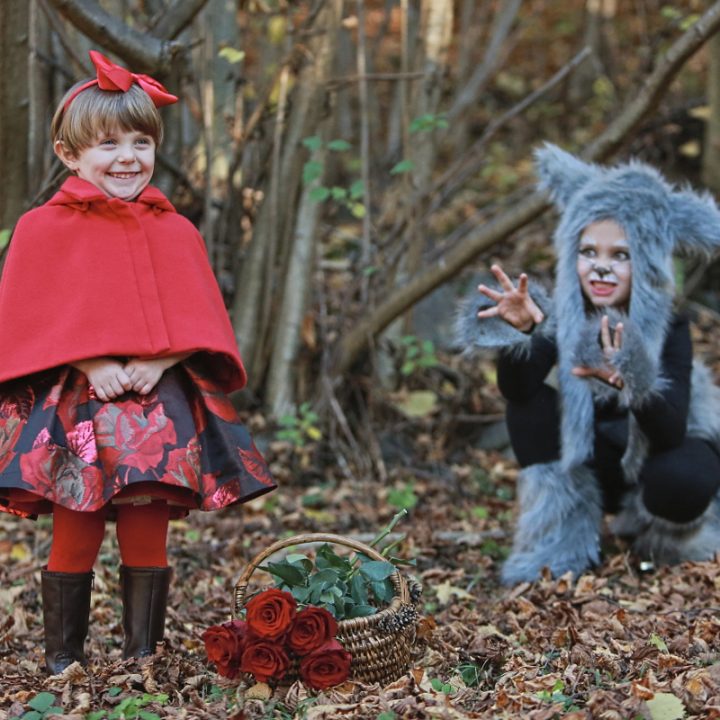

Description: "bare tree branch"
448 0 522 121
332 1 720 377
149 0 208 40
46 0 182 72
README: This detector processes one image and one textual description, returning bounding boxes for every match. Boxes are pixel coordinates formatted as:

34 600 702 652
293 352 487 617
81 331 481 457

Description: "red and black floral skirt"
0 358 276 519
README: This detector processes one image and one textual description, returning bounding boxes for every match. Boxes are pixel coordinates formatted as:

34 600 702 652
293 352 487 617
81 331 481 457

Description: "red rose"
240 639 290 683
245 588 297 640
298 639 352 690
202 620 248 679
287 606 338 655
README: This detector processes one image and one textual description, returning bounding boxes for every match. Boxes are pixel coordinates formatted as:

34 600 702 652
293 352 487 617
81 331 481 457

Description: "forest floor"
2 304 720 720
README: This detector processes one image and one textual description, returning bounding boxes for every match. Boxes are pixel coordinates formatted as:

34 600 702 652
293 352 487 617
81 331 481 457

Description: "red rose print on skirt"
160 436 201 489
19 428 103 510
238 441 274 487
95 400 176 473
0 393 31 474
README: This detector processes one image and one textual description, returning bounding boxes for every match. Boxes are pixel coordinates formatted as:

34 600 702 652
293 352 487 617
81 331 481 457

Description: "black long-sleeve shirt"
497 315 692 453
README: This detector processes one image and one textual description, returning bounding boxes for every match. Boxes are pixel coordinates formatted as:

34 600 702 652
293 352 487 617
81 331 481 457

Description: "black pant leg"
639 438 720 524
505 383 562 468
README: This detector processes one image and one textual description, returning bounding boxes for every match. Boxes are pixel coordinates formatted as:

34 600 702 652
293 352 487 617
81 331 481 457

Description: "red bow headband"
63 50 178 111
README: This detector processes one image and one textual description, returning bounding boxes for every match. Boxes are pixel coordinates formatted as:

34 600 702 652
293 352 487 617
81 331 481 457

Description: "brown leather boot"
120 566 172 659
41 569 93 674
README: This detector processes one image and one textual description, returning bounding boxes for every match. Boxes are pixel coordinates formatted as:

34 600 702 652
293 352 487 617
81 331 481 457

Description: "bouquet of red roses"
202 588 352 691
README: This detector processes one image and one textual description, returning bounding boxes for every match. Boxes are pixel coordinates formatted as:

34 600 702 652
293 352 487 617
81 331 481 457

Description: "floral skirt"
0 359 276 519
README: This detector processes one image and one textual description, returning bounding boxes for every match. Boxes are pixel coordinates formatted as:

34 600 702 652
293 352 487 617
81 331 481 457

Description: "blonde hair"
51 82 163 155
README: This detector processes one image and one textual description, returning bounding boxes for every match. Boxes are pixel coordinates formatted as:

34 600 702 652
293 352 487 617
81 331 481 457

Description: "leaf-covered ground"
2 305 720 719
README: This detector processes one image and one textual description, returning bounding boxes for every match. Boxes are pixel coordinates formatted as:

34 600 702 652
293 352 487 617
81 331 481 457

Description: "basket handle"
233 532 410 616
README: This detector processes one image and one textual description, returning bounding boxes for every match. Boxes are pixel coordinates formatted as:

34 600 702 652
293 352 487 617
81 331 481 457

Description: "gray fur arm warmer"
573 311 661 406
455 282 553 356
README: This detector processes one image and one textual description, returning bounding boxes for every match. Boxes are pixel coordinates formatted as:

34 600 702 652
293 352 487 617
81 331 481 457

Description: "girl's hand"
477 264 545 332
572 315 625 389
71 358 134 401
124 353 190 395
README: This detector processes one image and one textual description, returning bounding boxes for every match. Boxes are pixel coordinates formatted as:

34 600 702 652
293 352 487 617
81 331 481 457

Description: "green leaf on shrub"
349 179 364 199
390 159 414 175
327 139 351 151
303 161 323 184
218 47 245 64
309 186 331 202
350 202 366 218
302 136 323 151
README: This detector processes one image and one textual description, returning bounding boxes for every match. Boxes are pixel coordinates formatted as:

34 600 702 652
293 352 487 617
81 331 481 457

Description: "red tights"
47 502 170 573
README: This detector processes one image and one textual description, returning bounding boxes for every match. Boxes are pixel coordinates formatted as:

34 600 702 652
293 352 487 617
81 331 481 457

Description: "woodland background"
3 1 720 718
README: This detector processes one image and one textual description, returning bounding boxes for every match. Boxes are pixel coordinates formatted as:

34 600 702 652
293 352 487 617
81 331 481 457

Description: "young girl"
458 144 720 585
0 51 276 672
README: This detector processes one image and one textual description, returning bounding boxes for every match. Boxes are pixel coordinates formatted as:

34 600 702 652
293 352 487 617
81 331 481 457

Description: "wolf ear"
534 143 598 209
669 188 720 258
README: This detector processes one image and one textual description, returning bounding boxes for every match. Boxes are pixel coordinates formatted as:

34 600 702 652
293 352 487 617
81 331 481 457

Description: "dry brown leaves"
1 307 720 718
2 477 720 719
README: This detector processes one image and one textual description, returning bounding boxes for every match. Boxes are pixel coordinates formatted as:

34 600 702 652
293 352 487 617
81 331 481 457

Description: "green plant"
302 136 365 219
387 483 418 511
86 692 169 720
536 679 580 712
275 402 322 447
10 692 63 720
398 335 439 377
430 676 454 695
377 712 397 720
409 113 448 133
262 511 414 620
458 661 487 687
661 5 700 30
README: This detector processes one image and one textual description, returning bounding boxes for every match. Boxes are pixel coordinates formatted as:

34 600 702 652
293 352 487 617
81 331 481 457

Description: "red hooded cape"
0 177 246 391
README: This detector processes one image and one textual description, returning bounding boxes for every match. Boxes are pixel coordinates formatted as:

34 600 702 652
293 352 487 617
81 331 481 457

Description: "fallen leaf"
645 692 686 720
434 580 474 605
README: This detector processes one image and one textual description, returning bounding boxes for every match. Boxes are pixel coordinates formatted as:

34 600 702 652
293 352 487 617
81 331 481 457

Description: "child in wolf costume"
458 144 720 585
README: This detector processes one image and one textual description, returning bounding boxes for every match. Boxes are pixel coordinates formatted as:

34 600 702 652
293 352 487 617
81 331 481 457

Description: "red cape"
0 177 246 391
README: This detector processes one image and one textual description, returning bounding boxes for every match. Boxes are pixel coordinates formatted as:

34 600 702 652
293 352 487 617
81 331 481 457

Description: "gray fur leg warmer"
501 462 603 585
622 491 720 565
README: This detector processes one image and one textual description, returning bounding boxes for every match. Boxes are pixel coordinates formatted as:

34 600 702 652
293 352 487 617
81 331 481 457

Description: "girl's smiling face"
56 127 155 201
577 219 632 309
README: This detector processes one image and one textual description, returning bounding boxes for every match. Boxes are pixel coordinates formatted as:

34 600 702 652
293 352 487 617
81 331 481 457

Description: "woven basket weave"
233 533 418 686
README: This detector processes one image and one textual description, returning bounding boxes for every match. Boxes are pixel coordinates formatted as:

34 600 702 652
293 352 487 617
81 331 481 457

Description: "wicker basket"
233 533 419 686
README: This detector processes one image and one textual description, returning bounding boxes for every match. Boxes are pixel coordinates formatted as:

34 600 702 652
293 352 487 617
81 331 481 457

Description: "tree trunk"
233 0 344 396
0 3 30 231
398 0 453 331
704 32 720 192
28 1 51 198
568 0 613 105
266 139 327 416
447 0 521 121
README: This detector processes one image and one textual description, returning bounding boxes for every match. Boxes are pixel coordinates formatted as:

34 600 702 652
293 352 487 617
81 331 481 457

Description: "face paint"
577 220 632 309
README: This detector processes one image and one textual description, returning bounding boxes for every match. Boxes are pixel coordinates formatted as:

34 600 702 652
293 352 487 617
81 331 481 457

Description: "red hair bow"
63 50 178 111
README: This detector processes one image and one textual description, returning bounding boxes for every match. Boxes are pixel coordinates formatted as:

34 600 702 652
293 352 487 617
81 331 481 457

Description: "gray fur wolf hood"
457 143 720 584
